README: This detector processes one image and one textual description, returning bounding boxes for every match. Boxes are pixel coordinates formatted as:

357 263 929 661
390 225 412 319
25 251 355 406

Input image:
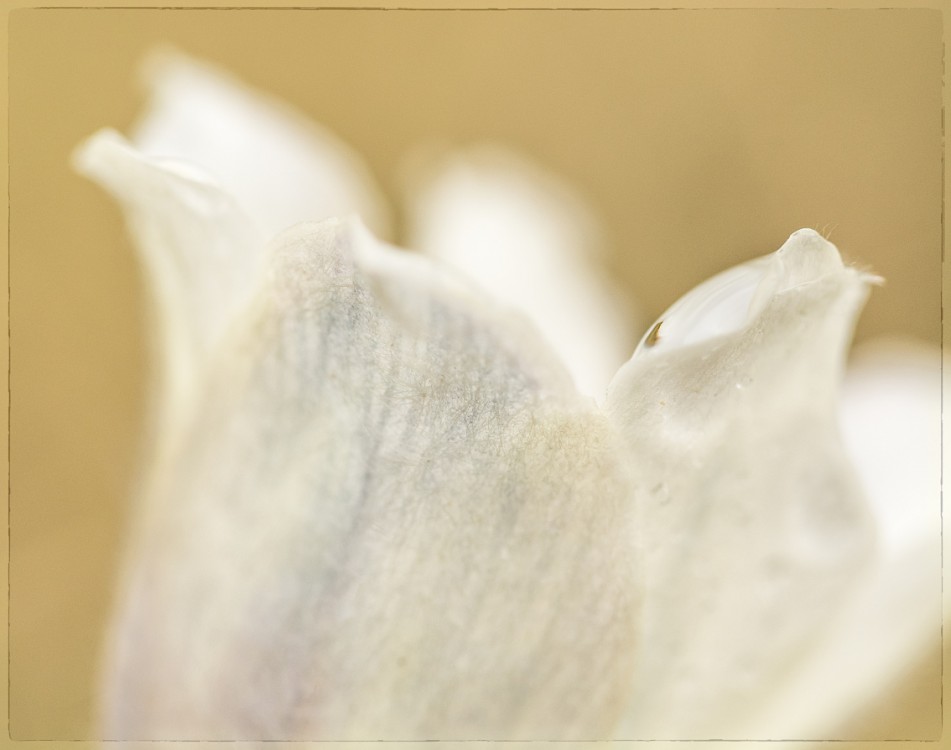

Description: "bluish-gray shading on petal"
102 218 640 741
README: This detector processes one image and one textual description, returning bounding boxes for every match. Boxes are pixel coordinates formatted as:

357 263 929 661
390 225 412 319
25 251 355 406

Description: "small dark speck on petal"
646 320 663 347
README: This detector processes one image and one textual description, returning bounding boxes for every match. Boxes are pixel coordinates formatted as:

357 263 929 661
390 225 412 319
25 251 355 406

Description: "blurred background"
7 6 943 740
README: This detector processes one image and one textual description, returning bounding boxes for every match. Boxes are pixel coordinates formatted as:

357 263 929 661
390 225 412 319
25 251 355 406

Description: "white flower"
73 49 940 742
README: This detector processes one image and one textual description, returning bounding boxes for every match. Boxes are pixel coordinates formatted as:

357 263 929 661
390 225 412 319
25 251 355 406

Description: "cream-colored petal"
133 47 391 240
738 535 940 740
737 339 942 739
839 338 941 559
403 145 639 400
73 128 266 446
101 217 640 741
607 229 879 739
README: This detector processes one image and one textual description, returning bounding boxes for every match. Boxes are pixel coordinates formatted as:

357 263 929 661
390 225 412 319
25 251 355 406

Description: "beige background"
6 3 944 741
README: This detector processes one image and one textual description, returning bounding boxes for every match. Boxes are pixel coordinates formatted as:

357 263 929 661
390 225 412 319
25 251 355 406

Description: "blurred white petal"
73 128 265 444
133 47 391 240
740 532 940 739
839 338 941 558
738 339 942 739
403 145 639 400
607 229 879 738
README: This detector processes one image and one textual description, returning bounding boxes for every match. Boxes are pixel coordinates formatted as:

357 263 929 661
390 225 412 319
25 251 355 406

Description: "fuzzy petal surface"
99 216 641 741
607 229 879 739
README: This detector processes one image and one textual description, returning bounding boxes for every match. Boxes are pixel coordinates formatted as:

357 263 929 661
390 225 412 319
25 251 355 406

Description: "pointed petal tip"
72 129 167 200
72 127 226 206
780 228 884 289
861 269 886 287
777 228 844 287
624 229 880 364
71 127 126 178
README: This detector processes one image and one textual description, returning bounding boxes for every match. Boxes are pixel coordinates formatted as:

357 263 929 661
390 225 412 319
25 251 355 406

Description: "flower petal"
606 229 879 738
839 338 941 559
403 145 639 400
100 215 641 740
132 47 391 240
73 128 266 444
738 339 943 739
